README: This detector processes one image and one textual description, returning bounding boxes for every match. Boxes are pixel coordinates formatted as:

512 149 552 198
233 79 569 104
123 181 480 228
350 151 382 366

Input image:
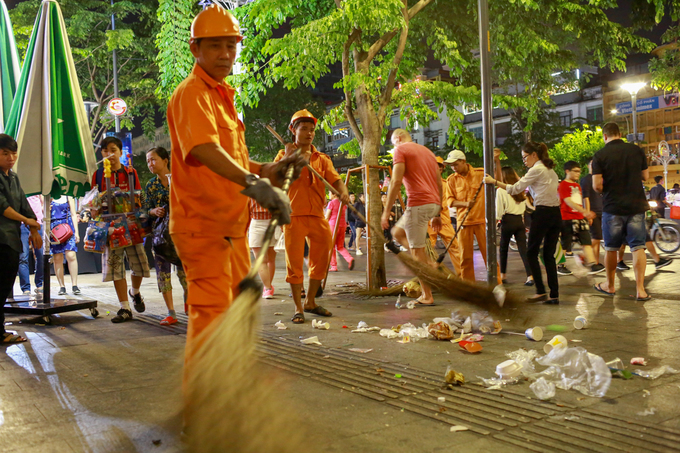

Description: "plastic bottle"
395 295 406 309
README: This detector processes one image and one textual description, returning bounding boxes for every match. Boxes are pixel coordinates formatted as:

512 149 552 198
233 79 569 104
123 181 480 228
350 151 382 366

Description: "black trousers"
1 244 21 335
527 206 561 299
499 214 532 276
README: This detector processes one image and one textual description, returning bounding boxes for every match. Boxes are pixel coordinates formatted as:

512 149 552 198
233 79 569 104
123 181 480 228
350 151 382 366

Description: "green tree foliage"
155 0 196 103
550 125 604 179
9 0 161 144
243 82 326 161
649 26 680 92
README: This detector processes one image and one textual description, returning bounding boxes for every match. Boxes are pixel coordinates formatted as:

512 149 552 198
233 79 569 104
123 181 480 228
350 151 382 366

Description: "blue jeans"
602 212 646 252
18 224 44 292
348 221 357 248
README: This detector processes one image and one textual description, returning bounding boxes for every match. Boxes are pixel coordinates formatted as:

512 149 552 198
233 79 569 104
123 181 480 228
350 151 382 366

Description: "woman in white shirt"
496 167 533 286
485 142 561 305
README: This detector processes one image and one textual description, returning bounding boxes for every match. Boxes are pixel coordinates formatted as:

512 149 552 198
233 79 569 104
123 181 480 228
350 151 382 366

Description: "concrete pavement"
2 246 680 452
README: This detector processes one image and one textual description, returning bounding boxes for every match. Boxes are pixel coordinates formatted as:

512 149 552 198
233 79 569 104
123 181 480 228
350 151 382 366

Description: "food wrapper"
427 321 455 340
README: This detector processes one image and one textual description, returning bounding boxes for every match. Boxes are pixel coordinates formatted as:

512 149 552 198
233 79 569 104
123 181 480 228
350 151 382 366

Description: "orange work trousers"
171 233 249 373
284 215 332 284
458 223 501 284
428 220 461 275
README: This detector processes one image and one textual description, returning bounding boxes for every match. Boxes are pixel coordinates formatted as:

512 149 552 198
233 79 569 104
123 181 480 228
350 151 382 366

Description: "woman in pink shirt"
325 192 355 272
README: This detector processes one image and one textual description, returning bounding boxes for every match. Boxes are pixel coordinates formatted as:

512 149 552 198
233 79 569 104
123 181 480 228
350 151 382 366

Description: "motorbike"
648 200 680 253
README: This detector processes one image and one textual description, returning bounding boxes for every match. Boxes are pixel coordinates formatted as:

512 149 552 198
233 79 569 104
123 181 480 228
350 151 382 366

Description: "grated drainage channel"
134 314 680 451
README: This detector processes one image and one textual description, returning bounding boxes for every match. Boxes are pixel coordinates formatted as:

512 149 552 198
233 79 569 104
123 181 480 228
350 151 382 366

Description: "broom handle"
437 180 485 264
264 125 385 242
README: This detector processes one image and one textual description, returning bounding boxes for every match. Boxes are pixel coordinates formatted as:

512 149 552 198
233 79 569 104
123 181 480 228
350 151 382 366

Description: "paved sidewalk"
2 247 680 452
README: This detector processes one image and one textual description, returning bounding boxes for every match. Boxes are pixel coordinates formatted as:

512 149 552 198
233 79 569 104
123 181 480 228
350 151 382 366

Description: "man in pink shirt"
382 129 442 305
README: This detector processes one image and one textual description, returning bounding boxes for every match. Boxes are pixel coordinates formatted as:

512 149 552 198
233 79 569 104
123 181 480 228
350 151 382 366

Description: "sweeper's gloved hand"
261 152 306 188
241 177 292 225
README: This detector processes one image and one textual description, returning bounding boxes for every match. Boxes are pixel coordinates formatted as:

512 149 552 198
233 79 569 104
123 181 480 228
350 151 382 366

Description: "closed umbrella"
0 0 20 132
4 0 98 321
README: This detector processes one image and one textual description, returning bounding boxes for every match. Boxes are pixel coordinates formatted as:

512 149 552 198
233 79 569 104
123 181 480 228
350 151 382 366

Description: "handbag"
274 229 286 252
152 215 182 266
51 223 73 244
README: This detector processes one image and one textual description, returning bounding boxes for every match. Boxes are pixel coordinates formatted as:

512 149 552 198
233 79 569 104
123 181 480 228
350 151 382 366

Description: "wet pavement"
2 245 680 452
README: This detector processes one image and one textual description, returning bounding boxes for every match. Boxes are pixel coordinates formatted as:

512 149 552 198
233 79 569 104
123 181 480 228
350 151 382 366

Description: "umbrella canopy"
4 0 95 198
0 0 20 132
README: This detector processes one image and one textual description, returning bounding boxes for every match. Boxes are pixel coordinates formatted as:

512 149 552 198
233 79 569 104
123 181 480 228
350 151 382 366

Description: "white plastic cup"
573 316 588 330
543 335 568 354
496 359 522 379
525 326 543 341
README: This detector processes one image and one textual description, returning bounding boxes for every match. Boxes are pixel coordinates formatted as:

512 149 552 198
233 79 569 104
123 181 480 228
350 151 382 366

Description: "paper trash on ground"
300 336 322 345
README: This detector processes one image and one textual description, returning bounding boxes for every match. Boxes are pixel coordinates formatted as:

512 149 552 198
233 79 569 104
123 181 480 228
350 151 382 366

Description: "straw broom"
184 154 310 453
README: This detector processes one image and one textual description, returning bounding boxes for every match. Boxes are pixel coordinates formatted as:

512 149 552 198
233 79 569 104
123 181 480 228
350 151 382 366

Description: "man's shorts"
590 213 603 241
561 218 592 252
395 203 440 249
602 212 646 252
102 243 151 282
248 219 281 248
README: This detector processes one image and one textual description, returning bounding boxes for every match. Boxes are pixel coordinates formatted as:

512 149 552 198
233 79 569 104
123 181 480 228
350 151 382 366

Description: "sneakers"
129 290 145 313
557 264 572 276
356 249 363 256
22 290 31 296
617 261 630 271
262 287 275 299
58 287 67 295
111 309 133 323
34 287 43 295
524 277 535 286
160 316 178 326
655 257 672 270
589 263 606 275
72 286 81 295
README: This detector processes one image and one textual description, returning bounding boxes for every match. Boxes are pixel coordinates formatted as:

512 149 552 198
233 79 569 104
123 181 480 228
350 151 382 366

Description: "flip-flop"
1 333 27 344
632 295 652 301
414 300 437 306
304 306 332 317
291 313 305 324
593 283 615 296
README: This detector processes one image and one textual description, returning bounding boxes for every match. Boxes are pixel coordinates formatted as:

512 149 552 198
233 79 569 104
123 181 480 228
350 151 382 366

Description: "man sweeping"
382 129 442 305
167 4 301 376
275 110 349 324
427 156 461 275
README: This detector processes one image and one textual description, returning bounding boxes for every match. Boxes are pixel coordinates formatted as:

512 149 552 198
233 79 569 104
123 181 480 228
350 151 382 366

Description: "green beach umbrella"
0 0 20 132
4 0 96 198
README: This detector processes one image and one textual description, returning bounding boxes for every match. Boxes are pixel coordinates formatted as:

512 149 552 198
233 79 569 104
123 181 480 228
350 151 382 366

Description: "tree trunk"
355 86 387 289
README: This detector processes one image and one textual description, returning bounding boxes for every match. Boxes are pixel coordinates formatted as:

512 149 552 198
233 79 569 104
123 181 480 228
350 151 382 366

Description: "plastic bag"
634 365 680 380
379 329 399 339
530 377 556 400
428 321 455 340
471 311 495 334
506 349 540 377
81 186 100 210
477 375 519 389
398 323 429 342
535 347 611 398
152 215 181 265
108 216 133 249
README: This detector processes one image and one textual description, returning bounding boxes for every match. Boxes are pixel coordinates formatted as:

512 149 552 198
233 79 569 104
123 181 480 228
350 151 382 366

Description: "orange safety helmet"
289 109 318 132
191 4 243 42
435 156 444 165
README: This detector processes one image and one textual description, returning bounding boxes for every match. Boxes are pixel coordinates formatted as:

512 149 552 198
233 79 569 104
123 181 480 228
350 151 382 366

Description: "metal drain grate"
134 315 680 451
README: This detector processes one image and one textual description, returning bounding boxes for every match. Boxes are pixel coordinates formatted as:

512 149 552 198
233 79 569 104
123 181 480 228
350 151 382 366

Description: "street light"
621 82 646 144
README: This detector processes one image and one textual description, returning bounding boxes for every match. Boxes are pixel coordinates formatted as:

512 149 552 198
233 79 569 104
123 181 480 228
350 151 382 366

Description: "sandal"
594 283 615 296
2 333 27 344
304 306 332 317
160 316 178 326
291 313 305 324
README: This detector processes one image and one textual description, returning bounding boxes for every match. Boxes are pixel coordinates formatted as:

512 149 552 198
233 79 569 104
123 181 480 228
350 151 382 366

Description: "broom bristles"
185 286 310 453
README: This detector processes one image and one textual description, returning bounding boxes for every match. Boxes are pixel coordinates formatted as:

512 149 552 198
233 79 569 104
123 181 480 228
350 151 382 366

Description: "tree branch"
378 3 409 125
342 29 363 146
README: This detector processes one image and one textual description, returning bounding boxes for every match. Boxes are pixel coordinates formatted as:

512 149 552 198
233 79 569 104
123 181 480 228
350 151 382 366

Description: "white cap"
443 150 466 164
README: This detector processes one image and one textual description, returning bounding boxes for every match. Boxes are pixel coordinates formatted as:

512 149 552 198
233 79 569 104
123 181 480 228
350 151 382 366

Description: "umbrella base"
4 297 99 323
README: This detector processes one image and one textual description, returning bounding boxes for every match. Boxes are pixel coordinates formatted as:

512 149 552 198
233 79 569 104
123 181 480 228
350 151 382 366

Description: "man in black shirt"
0 134 43 344
353 193 366 255
592 122 650 300
580 158 604 266
649 175 668 218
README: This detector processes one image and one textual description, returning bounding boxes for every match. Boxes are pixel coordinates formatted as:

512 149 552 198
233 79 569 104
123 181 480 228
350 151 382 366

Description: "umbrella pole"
42 195 51 304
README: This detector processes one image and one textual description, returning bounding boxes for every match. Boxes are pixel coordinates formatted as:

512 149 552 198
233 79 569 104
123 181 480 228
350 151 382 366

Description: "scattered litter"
352 321 380 333
274 321 287 330
397 323 429 342
376 368 385 373
631 357 647 366
59 327 66 330
496 360 522 379
536 347 611 397
543 335 568 354
300 336 322 345
395 295 407 309
546 324 567 332
428 321 455 340
395 374 402 378
462 317 472 334
531 377 556 400
642 389 651 397
507 349 540 376
450 425 469 432
380 329 399 339
445 367 465 385
397 337 410 344
36 323 45 326
357 321 369 329
564 415 580 421
471 311 495 334
403 281 422 298
478 375 518 389
637 408 656 416
451 332 472 344
493 285 506 307
152 439 162 446
349 348 373 354
570 339 583 343
525 327 543 341
106 311 110 315
437 396 446 403
468 334 484 342
573 316 588 330
607 358 633 379
312 319 330 330
491 320 502 335
83 374 88 377
342 325 348 329
458 341 482 353
406 301 416 309
274 312 283 315
634 366 680 379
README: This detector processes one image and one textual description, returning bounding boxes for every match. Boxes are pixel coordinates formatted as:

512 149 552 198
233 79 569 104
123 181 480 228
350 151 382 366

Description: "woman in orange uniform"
275 110 350 324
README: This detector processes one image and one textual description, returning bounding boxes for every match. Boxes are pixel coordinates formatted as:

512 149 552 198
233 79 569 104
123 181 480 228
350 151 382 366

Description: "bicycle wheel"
654 225 680 253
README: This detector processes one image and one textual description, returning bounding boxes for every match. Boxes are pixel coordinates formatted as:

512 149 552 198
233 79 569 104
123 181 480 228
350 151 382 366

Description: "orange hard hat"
191 4 243 42
435 156 444 164
289 109 318 132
